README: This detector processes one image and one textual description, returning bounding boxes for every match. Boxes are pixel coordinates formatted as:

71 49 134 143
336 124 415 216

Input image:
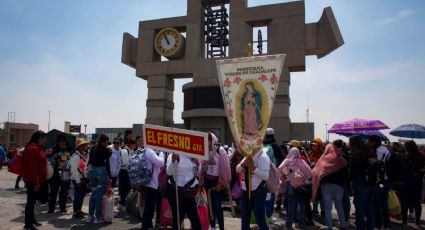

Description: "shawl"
278 147 311 188
311 143 348 200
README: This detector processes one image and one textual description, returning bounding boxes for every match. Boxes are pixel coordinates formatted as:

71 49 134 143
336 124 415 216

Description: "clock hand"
164 35 170 45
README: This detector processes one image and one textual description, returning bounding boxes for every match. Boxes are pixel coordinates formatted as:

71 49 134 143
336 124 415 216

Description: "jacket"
70 150 87 184
22 143 47 186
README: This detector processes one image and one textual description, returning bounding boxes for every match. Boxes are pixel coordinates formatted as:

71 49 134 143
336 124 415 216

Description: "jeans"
205 177 224 230
16 175 22 187
343 185 351 222
111 176 118 188
73 181 87 214
352 175 375 230
375 180 390 228
38 181 49 204
401 172 424 224
321 183 348 229
88 166 108 219
49 179 71 212
118 169 131 206
241 184 268 230
265 193 275 219
141 186 158 229
167 183 202 230
24 182 38 228
285 184 306 229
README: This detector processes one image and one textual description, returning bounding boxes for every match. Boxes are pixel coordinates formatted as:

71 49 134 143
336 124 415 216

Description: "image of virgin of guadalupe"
241 82 263 140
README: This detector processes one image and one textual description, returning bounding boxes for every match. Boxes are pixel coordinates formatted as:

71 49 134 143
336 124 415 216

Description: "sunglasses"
113 142 120 145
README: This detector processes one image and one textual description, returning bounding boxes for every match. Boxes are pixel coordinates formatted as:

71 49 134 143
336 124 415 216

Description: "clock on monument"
154 28 185 59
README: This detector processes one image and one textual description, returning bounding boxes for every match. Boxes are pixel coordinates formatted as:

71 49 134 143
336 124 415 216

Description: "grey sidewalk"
0 169 423 230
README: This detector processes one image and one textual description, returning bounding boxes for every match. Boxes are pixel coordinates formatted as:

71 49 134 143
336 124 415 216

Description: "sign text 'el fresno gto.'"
144 125 208 160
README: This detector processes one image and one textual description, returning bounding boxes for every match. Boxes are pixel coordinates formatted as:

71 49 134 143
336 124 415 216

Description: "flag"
216 54 285 157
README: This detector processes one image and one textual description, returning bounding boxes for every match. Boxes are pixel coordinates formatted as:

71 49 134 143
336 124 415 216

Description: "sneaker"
84 216 94 223
94 218 105 224
23 227 38 230
73 212 85 218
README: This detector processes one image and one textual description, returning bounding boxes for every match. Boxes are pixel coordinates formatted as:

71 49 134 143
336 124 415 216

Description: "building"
0 122 39 147
121 0 343 144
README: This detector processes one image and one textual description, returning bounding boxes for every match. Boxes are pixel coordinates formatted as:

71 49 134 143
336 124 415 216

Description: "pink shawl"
278 147 311 188
199 133 232 188
311 143 348 200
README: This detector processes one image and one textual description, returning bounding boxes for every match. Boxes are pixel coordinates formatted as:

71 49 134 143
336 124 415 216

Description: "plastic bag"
159 197 173 227
196 190 210 230
231 181 242 200
388 190 401 218
250 210 269 225
102 195 114 222
8 154 22 175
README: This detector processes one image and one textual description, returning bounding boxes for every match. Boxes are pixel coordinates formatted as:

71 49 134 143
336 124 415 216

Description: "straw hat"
288 140 301 148
75 138 89 149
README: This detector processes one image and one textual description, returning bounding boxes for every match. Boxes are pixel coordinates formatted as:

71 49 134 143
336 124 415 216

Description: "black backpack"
386 153 409 191
365 155 387 186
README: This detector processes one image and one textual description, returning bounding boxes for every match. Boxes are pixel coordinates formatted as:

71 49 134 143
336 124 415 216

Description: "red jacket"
22 143 47 185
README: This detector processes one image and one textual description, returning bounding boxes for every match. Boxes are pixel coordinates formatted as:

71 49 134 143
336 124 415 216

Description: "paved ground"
0 168 423 230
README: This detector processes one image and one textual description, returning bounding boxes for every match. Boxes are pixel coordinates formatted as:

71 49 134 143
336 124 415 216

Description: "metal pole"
173 161 181 230
325 123 329 142
48 110 51 132
84 124 87 135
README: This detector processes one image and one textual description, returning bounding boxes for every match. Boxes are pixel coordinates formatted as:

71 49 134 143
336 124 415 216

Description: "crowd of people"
1 127 425 230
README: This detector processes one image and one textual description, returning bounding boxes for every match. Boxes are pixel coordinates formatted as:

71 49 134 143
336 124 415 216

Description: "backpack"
386 153 409 191
266 162 280 193
365 154 387 186
61 160 71 182
128 148 152 191
46 158 54 180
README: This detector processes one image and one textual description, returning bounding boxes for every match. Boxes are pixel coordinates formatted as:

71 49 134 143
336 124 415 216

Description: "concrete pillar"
229 0 251 58
186 0 204 59
269 67 291 143
145 75 174 126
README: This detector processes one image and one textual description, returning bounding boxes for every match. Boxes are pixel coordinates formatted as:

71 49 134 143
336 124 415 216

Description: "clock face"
155 28 185 59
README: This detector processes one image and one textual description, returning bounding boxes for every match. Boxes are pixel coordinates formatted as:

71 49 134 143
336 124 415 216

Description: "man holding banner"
144 124 208 230
216 54 285 230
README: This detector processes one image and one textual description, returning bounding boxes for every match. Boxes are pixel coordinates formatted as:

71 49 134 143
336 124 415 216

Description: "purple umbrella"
334 130 389 141
328 118 390 133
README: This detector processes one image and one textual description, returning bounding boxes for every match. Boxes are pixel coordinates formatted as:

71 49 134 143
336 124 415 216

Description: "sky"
0 0 424 143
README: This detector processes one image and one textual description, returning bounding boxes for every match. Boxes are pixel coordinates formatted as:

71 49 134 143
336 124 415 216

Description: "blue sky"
1 0 424 143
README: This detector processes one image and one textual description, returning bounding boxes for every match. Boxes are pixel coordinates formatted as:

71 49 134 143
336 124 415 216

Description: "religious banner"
143 124 209 160
216 54 285 157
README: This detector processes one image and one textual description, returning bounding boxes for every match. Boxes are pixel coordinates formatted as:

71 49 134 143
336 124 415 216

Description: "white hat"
266 128 275 136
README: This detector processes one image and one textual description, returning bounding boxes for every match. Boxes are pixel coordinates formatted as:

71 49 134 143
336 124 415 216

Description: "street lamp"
325 123 329 143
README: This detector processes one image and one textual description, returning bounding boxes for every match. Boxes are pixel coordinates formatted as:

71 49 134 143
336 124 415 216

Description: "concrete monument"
121 0 344 143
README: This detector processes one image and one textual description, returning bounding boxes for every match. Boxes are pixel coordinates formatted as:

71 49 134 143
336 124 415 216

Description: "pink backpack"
266 163 280 193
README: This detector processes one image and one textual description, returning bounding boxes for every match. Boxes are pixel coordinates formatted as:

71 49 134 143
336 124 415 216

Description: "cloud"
375 9 415 26
290 57 425 143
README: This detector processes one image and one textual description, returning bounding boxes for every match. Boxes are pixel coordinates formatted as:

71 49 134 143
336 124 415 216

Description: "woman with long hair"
48 134 71 213
401 141 425 226
349 135 375 230
22 131 48 230
85 134 111 224
311 140 349 230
